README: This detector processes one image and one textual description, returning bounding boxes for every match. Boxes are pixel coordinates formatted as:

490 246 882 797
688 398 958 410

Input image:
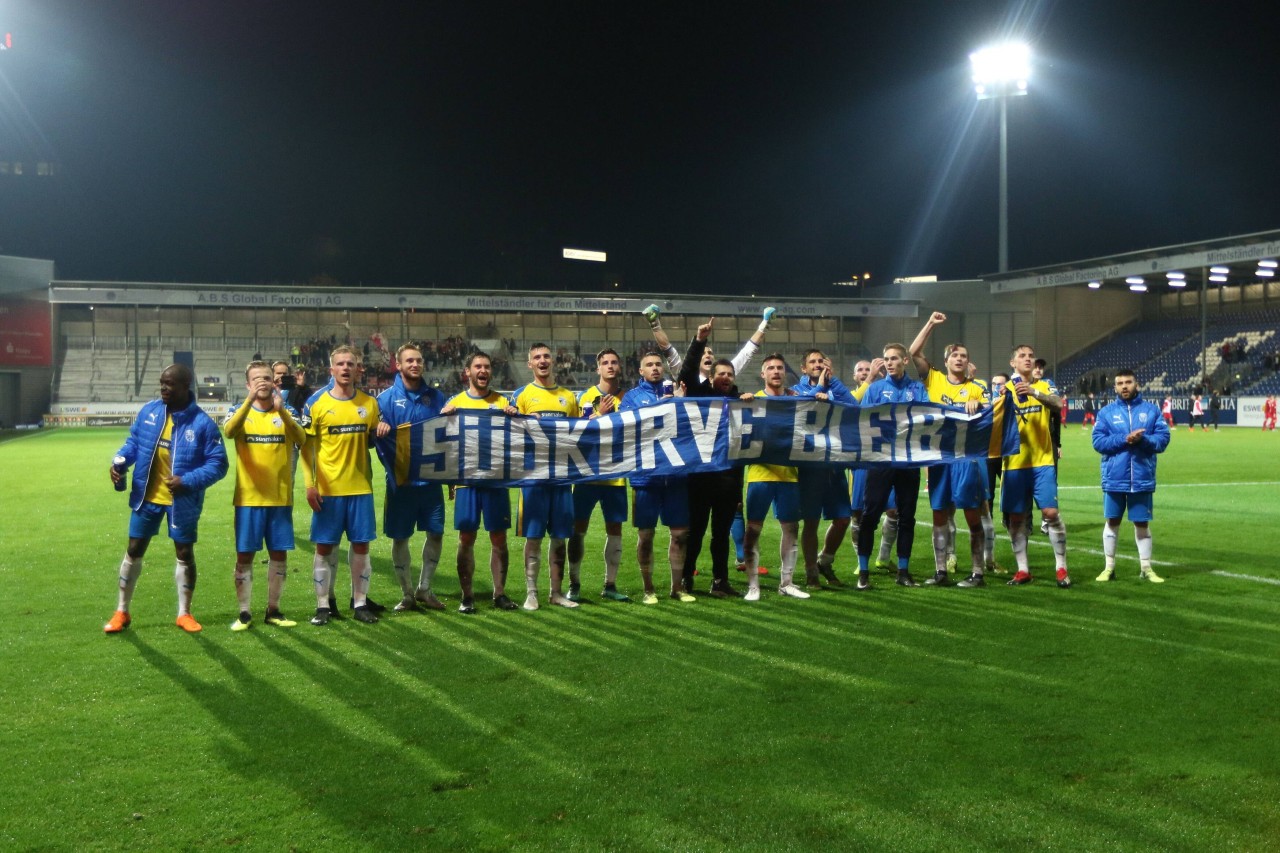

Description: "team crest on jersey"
558 397 567 406
272 417 283 427
184 429 195 441
1139 413 1148 423
357 407 368 419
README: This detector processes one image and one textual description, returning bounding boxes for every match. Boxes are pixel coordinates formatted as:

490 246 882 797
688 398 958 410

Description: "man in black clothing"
679 319 743 598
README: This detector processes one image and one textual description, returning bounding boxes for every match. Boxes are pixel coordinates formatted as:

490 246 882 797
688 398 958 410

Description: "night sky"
3 0 1279 296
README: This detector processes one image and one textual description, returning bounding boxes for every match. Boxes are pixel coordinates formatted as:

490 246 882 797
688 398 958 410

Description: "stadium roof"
981 229 1280 295
47 281 921 320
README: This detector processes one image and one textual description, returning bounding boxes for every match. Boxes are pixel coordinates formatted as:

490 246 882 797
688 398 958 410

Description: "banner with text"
404 396 1020 487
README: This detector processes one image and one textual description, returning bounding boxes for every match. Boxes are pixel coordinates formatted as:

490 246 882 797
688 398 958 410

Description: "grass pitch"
1 425 1278 850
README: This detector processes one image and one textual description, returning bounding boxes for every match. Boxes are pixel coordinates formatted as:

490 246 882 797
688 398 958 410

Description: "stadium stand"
1056 309 1280 396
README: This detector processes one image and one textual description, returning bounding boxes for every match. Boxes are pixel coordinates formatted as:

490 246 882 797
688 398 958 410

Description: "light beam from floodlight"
971 41 1031 274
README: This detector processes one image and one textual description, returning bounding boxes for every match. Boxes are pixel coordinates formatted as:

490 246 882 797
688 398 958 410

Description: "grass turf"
1 425 1278 850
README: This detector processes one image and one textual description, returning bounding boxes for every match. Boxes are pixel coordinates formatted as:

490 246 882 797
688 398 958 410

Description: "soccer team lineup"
101 304 1174 635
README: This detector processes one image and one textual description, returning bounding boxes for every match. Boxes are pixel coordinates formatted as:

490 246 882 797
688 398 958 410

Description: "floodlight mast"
970 43 1030 274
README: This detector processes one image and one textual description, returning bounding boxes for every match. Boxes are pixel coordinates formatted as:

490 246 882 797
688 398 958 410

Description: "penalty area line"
1211 571 1280 586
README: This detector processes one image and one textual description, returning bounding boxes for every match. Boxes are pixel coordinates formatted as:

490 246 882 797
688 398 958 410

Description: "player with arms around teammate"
375 343 452 612
1091 369 1171 583
853 343 928 590
512 343 582 610
1003 345 1071 587
104 364 229 634
740 353 809 601
680 319 746 598
301 345 382 625
908 312 990 588
791 348 854 589
621 349 696 604
222 360 308 630
568 347 631 602
444 351 522 610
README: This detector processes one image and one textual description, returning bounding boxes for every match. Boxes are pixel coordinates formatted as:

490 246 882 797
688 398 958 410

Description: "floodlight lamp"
1166 271 1185 280
1169 280 1186 288
1258 269 1275 278
970 42 1031 98
1129 283 1148 292
1087 281 1102 289
1210 266 1229 274
1125 276 1144 285
1258 259 1278 268
1209 274 1228 283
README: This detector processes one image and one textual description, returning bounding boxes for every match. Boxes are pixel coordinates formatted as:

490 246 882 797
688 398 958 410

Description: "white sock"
1136 528 1153 573
351 551 372 607
418 536 441 592
779 527 798 587
117 555 142 612
981 512 996 564
234 563 253 614
946 516 957 561
816 550 834 569
313 552 331 609
878 516 899 563
1047 516 1068 568
746 545 761 592
391 539 414 595
1102 525 1118 569
932 525 949 573
603 534 622 586
175 560 194 617
1011 527 1029 574
267 558 287 611
524 547 541 596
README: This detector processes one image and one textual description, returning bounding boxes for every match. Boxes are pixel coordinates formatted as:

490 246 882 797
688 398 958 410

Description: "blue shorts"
128 502 198 544
928 461 990 512
1000 466 1058 515
383 484 445 539
454 486 511 533
574 483 628 524
1103 491 1154 523
799 468 852 520
234 505 295 553
745 481 801 523
631 480 690 529
310 494 377 545
850 469 867 512
519 484 574 540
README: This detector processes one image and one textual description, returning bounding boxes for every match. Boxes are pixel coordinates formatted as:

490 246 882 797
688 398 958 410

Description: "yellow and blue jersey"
745 390 798 484
922 368 988 408
225 405 304 507
303 389 379 496
512 382 580 419
1005 378 1058 471
142 415 174 506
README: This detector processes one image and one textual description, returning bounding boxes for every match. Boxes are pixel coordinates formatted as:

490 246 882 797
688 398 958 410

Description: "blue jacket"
116 396 228 528
862 373 927 405
1091 392 1170 493
620 378 681 487
792 374 855 404
375 373 448 490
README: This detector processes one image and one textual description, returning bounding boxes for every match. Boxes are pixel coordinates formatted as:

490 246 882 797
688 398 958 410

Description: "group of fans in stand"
101 305 1174 634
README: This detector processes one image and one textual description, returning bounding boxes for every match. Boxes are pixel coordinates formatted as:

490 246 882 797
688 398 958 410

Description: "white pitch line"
1210 571 1280 586
1058 481 1280 491
911 520 1175 566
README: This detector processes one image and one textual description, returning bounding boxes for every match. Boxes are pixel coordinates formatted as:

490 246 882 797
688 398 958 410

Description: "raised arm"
908 311 945 378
